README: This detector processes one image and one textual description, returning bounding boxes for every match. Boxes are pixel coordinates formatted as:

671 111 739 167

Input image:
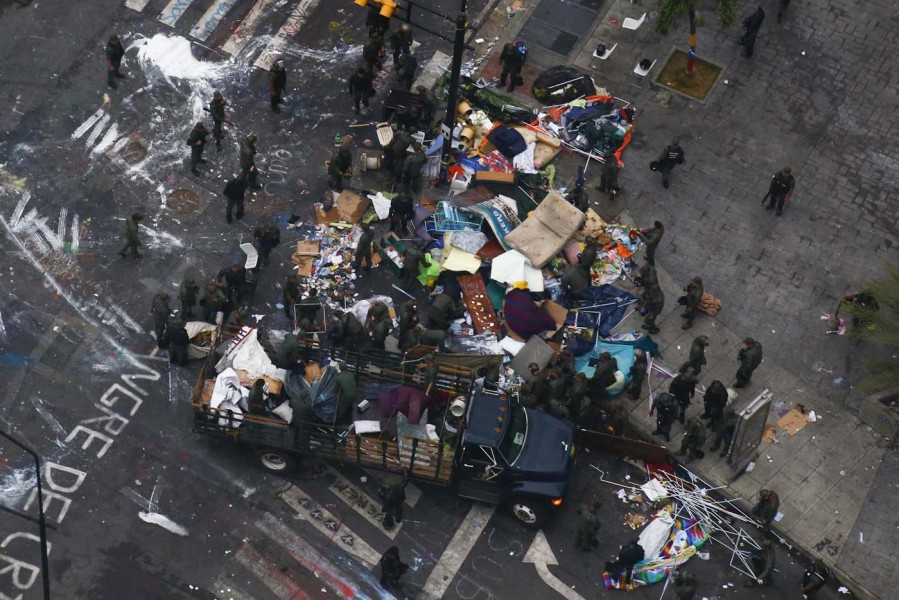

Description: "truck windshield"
498 404 527 465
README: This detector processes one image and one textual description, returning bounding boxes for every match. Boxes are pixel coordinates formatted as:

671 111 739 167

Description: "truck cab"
454 391 576 528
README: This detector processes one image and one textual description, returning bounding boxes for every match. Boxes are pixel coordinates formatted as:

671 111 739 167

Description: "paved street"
0 0 895 599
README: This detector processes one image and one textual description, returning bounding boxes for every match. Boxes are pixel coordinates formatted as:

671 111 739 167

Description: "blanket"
503 289 556 339
487 124 527 159
564 284 639 338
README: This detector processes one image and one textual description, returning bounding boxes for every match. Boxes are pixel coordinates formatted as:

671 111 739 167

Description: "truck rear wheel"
256 448 297 474
509 498 547 529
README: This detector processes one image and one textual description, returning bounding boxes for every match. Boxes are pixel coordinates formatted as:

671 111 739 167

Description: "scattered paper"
859 532 864 543
838 586 850 594
475 38 485 43
774 512 784 522
617 489 628 501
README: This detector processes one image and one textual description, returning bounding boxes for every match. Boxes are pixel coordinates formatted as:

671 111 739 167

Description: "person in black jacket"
498 42 526 92
388 194 414 234
379 471 409 530
389 24 413 65
653 138 685 189
106 35 126 89
186 122 209 176
348 67 374 115
164 321 191 366
379 546 408 589
669 369 697 424
764 166 795 216
223 177 247 223
740 7 766 58
269 60 287 112
209 91 227 150
605 539 644 586
217 263 246 306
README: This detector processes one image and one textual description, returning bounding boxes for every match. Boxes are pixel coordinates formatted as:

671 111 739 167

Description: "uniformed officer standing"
596 152 622 198
388 194 415 235
401 143 426 194
328 142 353 191
239 135 261 189
764 166 795 216
348 67 374 115
638 221 665 266
363 34 385 72
269 60 287 112
734 337 763 388
164 321 190 366
752 489 780 528
681 276 704 329
641 284 665 334
223 177 247 224
401 243 423 286
700 379 728 426
118 212 143 258
151 293 172 348
669 369 697 424
186 122 209 176
627 349 648 400
253 224 281 266
209 92 227 151
106 35 126 89
677 417 706 463
202 283 227 324
679 335 709 375
651 391 678 442
179 276 200 318
282 274 301 322
354 223 375 273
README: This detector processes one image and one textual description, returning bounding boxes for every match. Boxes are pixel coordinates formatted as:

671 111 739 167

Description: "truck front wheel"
509 498 547 529
256 448 297 474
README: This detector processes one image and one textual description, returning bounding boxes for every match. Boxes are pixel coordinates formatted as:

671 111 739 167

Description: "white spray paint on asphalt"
121 475 190 536
29 396 68 438
0 307 7 345
138 223 185 249
0 468 36 507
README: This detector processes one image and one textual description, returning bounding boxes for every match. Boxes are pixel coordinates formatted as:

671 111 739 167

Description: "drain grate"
168 189 201 214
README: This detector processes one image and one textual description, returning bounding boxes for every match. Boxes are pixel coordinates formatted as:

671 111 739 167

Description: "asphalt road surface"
0 0 842 598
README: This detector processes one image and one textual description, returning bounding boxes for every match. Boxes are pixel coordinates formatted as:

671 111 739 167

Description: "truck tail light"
551 498 563 507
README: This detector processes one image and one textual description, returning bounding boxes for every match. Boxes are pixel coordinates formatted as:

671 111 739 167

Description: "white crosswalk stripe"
189 0 240 41
253 0 321 70
326 467 401 538
220 0 277 55
208 576 254 600
159 0 197 27
124 0 153 12
71 108 129 161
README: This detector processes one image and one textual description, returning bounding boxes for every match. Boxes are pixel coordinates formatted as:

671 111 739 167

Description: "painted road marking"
159 0 196 27
326 467 400 538
91 123 121 157
234 542 312 600
221 0 277 55
523 530 585 600
258 513 370 599
253 0 321 71
420 504 496 599
84 114 111 149
71 108 106 140
280 484 381 568
190 0 240 41
209 576 254 600
362 467 422 507
124 0 152 10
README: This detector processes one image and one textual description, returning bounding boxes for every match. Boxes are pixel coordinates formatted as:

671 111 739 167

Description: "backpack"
514 41 528 63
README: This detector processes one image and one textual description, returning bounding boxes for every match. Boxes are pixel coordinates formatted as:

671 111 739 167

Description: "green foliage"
656 0 737 34
844 263 899 392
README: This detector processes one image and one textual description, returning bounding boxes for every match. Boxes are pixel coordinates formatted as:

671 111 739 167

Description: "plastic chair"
630 59 656 89
622 13 646 30
593 43 618 60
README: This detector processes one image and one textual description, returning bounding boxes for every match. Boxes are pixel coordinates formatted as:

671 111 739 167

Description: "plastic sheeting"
638 509 674 561
215 327 279 380
490 250 544 292
564 284 639 338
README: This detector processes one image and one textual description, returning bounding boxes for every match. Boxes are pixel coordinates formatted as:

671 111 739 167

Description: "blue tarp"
564 284 640 338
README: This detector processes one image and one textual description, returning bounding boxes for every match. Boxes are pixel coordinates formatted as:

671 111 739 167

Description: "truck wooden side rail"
191 327 462 485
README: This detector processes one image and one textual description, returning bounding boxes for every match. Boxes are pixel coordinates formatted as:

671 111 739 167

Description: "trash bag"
532 66 597 104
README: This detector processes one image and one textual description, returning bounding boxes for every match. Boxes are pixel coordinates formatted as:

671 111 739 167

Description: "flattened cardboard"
336 190 371 223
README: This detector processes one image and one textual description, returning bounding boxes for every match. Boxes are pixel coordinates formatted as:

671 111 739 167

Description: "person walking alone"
679 335 709 375
498 41 527 92
680 276 704 329
269 60 287 112
740 7 766 58
379 471 408 530
106 35 126 89
118 212 143 258
652 138 685 189
763 166 795 216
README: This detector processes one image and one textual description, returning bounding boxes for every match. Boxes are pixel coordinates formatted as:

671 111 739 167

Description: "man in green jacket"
681 276 704 329
328 143 353 191
240 134 261 189
179 276 200 318
118 212 143 258
187 122 209 176
734 337 763 388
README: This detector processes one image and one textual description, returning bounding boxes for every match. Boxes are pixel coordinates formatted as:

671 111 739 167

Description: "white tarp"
185 321 217 359
209 368 247 427
638 509 675 560
215 327 279 380
490 250 545 292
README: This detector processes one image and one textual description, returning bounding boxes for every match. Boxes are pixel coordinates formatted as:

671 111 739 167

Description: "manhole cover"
119 140 148 164
168 189 200 214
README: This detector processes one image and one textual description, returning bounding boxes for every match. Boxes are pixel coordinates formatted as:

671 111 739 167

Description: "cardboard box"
336 190 371 223
475 171 516 184
316 204 341 224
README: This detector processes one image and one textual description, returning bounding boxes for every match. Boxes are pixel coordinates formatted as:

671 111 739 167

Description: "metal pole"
1 430 51 600
438 0 468 187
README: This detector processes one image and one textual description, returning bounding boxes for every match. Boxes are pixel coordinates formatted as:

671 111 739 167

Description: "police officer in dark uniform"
701 379 729 427
401 242 423 286
734 337 763 388
209 91 227 151
223 177 247 223
401 143 426 194
269 60 287 112
681 276 704 329
596 152 621 198
348 67 374 115
282 274 301 322
764 166 795 216
164 320 191 366
187 122 209 176
118 212 143 258
669 368 697 424
151 293 172 348
653 138 685 189
106 35 126 89
217 263 246 306
396 52 418 91
389 194 415 235
740 7 766 58
354 224 375 273
638 221 665 266
253 224 281 266
363 34 385 72
651 391 678 441
239 134 261 189
328 143 353 191
641 284 665 334
179 276 200 318
580 236 599 268
628 349 648 401
498 42 526 92
680 335 710 375
202 283 227 324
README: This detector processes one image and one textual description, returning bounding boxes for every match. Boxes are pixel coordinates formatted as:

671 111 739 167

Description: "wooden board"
458 273 501 333
234 370 283 395
316 204 341 224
